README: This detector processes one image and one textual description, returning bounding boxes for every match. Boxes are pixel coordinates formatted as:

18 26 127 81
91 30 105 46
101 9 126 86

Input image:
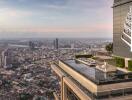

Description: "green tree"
105 43 113 53
19 93 33 100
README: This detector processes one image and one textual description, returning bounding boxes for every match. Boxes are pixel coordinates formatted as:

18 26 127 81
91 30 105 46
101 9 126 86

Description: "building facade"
113 0 132 59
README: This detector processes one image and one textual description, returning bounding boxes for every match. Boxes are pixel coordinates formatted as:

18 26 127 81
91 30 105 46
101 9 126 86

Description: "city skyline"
0 0 113 38
0 0 132 99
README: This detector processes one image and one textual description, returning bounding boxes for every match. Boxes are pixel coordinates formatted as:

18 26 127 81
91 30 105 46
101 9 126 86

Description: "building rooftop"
62 60 132 85
113 0 132 7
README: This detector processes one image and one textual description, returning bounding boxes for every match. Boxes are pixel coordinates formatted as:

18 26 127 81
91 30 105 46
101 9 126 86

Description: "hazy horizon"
0 32 113 39
0 0 113 38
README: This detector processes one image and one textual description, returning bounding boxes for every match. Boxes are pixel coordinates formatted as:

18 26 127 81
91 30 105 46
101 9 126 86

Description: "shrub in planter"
128 60 132 71
115 57 125 68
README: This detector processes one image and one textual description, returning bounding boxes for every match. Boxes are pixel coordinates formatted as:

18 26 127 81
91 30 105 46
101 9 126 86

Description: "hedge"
115 57 125 68
128 60 132 71
19 93 33 100
75 54 93 58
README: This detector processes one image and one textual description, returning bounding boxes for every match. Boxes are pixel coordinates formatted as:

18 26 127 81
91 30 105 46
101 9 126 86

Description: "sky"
0 0 113 38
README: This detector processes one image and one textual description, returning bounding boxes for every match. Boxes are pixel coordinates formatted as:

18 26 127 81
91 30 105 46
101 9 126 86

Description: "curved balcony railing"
122 6 132 52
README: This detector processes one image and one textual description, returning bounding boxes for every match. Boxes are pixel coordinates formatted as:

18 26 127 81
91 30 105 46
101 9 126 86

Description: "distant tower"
1 49 12 68
1 50 5 67
29 41 35 50
71 43 74 49
56 38 59 49
54 38 59 49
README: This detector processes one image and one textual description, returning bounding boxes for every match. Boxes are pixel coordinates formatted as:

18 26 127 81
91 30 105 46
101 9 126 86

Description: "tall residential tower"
113 0 132 66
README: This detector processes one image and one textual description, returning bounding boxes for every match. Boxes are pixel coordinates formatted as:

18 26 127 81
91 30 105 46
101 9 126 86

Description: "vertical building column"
125 58 128 68
61 76 64 100
63 80 67 100
125 58 131 68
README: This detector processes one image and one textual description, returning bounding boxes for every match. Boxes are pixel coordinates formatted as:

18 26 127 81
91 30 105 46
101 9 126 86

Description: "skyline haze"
0 0 113 38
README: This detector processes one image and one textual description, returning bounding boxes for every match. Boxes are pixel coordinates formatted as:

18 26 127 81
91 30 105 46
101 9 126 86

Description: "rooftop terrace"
62 60 132 85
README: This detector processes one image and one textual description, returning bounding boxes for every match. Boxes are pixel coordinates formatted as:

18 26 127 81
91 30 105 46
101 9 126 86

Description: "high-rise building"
29 41 35 50
71 43 74 49
113 0 132 66
54 38 59 49
1 49 13 68
51 59 132 100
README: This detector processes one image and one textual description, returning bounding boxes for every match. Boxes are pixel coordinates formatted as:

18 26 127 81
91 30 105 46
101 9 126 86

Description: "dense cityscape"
0 38 111 100
1 0 132 100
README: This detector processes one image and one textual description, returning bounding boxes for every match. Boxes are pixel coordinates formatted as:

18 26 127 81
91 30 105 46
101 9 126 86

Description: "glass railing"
70 76 132 100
